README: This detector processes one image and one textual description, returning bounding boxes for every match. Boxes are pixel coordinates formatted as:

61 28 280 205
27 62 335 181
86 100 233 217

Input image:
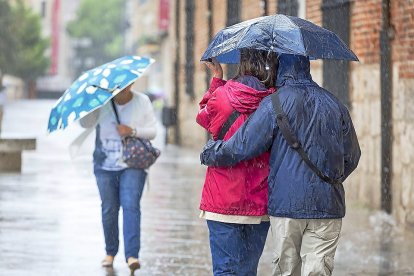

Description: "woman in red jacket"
196 49 278 276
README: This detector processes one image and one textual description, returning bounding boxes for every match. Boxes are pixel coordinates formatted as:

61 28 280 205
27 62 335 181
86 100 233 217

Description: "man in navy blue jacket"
201 54 361 276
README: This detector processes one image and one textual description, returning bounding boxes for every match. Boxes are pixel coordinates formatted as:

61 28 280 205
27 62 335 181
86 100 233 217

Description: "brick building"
166 0 414 227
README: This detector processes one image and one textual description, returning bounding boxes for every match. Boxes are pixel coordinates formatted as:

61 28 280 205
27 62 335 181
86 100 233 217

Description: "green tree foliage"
0 0 18 73
8 1 49 81
0 0 49 82
67 0 125 73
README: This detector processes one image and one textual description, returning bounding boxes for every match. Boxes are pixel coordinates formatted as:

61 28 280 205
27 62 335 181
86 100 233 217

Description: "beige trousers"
270 217 342 276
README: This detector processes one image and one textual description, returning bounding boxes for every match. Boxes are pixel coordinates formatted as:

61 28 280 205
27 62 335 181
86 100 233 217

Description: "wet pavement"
0 100 414 276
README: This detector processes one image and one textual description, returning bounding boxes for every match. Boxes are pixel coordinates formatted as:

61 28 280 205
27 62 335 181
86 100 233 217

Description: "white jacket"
70 91 157 158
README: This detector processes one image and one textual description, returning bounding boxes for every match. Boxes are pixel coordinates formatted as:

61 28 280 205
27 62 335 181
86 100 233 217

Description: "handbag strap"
271 94 341 185
218 109 241 140
111 98 157 154
110 98 121 125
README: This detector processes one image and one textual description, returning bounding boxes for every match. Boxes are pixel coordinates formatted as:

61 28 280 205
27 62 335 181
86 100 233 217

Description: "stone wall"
392 75 414 227
347 64 382 208
177 0 209 149
390 0 414 227
176 0 273 148
345 0 382 208
306 0 322 26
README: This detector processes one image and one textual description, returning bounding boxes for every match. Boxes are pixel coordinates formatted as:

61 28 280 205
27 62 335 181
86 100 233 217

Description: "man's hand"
200 139 223 166
117 124 134 137
204 57 223 79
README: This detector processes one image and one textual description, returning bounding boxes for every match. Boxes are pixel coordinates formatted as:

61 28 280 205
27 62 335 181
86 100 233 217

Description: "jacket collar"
276 54 313 88
225 77 275 113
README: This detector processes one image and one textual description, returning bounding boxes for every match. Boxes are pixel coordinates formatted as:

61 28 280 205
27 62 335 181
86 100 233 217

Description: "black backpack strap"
218 109 241 140
271 94 341 185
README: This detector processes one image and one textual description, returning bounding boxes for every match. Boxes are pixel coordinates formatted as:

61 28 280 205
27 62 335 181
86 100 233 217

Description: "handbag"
111 99 160 169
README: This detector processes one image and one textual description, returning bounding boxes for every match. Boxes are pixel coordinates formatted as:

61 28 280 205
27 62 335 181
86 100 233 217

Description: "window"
322 0 351 107
226 0 241 78
277 0 298 16
41 1 46 18
277 0 306 18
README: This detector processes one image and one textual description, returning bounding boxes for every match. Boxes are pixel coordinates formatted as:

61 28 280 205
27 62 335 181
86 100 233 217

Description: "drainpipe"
185 0 195 99
174 0 181 145
261 0 268 16
380 0 393 213
205 0 213 142
205 1 213 92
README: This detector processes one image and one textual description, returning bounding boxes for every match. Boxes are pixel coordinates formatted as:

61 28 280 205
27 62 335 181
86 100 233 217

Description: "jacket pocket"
310 219 342 241
272 257 283 275
323 255 334 275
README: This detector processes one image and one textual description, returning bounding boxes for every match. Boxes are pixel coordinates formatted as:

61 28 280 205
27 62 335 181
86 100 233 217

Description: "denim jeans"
207 220 270 276
94 168 147 261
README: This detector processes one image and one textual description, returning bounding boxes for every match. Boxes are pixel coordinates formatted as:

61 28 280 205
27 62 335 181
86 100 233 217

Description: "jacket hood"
226 76 276 113
276 54 312 87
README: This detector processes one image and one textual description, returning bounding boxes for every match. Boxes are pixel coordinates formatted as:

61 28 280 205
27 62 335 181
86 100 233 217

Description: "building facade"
23 0 81 97
127 0 173 99
168 0 414 227
22 0 165 98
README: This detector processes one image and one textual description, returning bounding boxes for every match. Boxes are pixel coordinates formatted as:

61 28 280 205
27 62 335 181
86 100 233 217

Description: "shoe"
101 255 114 267
127 257 141 275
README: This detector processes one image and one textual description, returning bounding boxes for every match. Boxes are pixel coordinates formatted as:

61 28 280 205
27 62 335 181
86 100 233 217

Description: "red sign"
159 0 169 32
50 0 60 75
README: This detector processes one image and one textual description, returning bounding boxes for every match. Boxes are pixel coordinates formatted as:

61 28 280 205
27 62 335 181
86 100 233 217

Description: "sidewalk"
0 100 413 275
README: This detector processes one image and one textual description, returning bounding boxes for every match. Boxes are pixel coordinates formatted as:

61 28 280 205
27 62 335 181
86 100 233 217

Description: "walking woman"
196 49 278 275
80 83 157 274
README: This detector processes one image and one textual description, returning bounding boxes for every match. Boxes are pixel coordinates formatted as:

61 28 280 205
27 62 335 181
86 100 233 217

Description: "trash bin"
162 106 177 127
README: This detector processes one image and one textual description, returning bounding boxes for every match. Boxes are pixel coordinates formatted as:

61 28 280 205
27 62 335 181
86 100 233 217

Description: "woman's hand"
204 57 223 79
117 124 135 137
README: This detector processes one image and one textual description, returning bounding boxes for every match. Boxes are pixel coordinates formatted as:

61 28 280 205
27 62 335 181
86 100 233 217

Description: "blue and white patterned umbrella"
47 55 154 133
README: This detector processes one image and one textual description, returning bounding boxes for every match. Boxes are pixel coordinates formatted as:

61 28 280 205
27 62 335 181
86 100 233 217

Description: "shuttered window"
322 0 352 108
277 0 299 16
226 0 241 78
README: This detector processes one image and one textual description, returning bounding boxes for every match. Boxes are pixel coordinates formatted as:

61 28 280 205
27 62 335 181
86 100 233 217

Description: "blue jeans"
207 220 270 276
94 168 146 261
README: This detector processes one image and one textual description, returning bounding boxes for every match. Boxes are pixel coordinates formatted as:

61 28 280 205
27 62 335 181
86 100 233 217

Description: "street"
0 100 413 275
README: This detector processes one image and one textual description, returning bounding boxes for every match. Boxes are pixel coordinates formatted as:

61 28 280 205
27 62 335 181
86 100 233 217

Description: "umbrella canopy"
47 55 154 133
201 14 358 63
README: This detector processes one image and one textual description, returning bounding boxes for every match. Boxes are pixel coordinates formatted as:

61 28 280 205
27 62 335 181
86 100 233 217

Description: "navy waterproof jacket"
200 54 361 219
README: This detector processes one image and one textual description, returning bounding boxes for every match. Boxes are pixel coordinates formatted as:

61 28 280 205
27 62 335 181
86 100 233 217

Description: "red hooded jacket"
196 77 276 216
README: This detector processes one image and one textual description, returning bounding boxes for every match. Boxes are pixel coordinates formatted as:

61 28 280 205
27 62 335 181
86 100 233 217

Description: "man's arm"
200 98 276 167
339 108 361 182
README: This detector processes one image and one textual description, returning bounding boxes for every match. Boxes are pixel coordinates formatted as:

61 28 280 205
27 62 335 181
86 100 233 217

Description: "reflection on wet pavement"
0 100 413 275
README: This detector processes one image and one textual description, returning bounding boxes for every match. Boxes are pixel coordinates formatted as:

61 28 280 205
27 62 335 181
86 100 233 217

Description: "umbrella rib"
90 84 120 93
296 23 306 55
234 22 259 49
237 21 273 50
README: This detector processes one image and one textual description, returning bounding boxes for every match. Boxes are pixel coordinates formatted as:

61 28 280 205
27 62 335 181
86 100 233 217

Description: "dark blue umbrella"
201 14 358 63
